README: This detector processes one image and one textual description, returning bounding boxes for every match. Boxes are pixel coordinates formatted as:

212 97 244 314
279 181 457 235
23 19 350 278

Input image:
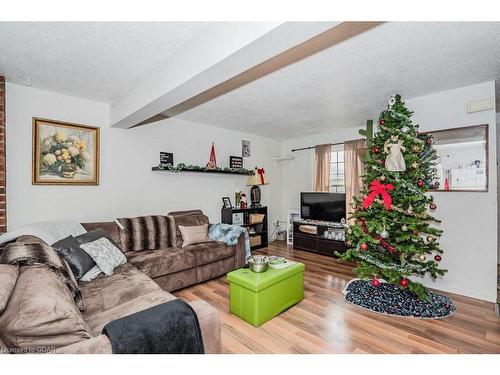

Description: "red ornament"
372 146 380 154
399 278 409 288
430 203 437 210
417 180 424 188
360 243 368 251
371 279 381 287
426 138 433 145
363 179 394 211
380 159 385 166
434 255 442 262
379 119 385 125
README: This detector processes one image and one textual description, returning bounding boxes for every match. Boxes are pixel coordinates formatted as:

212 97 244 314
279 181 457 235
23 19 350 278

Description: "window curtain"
313 144 332 192
344 139 366 224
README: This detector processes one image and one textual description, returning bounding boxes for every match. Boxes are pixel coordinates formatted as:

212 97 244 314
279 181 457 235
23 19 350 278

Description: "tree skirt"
343 279 456 319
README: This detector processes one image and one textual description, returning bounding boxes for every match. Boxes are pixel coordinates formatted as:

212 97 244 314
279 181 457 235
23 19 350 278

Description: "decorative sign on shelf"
160 152 174 166
230 156 243 169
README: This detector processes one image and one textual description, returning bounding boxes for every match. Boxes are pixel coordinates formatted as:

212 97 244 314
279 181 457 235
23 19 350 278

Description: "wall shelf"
152 166 254 176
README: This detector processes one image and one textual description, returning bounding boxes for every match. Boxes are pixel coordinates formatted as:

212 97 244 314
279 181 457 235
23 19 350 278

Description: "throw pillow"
80 238 126 276
116 215 170 252
0 265 19 313
179 224 212 248
74 228 122 250
79 264 103 282
0 266 92 350
52 236 96 280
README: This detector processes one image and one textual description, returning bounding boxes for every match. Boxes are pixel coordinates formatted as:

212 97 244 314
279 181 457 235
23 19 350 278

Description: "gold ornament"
427 236 435 243
418 254 426 261
411 162 419 169
412 145 421 153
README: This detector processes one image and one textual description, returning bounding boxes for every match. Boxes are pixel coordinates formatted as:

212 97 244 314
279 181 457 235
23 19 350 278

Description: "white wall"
6 83 282 232
279 81 497 302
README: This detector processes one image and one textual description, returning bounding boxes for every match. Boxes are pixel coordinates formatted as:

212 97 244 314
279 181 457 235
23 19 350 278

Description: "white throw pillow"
79 265 103 282
80 237 126 276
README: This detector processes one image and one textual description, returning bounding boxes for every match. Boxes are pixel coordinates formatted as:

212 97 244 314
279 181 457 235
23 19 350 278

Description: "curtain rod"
291 138 364 152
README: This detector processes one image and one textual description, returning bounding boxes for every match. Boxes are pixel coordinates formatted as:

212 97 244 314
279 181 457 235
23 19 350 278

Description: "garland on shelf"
157 163 254 175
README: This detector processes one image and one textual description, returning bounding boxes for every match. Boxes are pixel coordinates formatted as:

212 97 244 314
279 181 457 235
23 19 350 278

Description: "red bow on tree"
257 168 266 185
362 179 394 210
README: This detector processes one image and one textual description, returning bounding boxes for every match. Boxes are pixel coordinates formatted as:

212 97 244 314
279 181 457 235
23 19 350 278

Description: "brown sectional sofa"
83 210 246 292
0 209 246 354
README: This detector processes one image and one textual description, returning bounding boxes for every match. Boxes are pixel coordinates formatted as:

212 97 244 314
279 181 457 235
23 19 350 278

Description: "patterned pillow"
80 238 126 276
117 216 170 252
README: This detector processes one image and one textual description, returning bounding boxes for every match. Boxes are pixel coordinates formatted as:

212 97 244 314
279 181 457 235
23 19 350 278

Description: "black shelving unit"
221 206 268 251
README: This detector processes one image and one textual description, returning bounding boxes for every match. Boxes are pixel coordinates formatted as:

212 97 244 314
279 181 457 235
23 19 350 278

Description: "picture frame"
232 212 244 225
242 140 251 158
32 117 100 185
426 124 488 192
230 156 243 169
222 196 232 208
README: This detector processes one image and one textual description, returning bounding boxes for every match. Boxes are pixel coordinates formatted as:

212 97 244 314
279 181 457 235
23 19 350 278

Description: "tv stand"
292 219 346 257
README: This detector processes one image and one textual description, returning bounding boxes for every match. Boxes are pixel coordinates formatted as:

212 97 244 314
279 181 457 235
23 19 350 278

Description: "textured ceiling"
0 22 207 101
177 22 500 139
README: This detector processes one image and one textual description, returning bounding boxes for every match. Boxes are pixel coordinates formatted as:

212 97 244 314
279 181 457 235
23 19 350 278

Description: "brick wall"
0 76 5 233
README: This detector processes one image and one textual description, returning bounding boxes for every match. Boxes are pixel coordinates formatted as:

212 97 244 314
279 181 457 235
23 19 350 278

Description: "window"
330 144 345 193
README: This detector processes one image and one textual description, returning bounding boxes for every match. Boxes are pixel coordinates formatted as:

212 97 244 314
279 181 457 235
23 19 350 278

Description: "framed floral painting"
32 118 100 185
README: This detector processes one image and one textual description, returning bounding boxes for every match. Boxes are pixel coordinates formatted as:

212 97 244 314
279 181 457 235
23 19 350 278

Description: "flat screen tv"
300 192 346 223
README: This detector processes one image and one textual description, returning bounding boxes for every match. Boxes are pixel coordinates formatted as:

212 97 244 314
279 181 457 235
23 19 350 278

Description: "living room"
1 1 499 372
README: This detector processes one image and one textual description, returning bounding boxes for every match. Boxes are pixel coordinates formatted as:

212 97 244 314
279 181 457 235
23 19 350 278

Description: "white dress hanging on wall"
384 136 406 172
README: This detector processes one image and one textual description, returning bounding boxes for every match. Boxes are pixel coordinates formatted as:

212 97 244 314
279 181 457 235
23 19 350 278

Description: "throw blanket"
0 219 86 247
102 300 204 354
209 223 250 262
117 216 169 252
0 241 85 311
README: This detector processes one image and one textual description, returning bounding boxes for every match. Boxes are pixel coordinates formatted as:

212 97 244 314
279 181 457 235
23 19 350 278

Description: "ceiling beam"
112 22 383 129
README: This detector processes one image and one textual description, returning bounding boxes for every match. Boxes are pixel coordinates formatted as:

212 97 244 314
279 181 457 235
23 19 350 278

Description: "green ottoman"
227 262 305 327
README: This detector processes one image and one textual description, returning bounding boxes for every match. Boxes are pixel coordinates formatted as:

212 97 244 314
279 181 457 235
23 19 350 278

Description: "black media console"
292 219 346 257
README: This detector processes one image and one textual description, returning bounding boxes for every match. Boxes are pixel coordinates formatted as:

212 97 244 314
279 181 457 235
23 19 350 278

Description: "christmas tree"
340 94 446 300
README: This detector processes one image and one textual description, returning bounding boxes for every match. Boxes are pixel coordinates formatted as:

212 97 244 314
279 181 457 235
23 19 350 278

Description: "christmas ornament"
418 254 426 261
346 240 353 247
426 138 433 145
407 205 414 214
206 142 217 169
384 135 406 172
371 279 381 287
360 243 368 251
412 229 419 235
362 179 394 211
399 278 409 288
427 236 435 243
412 145 421 153
402 224 408 231
372 146 380 154
379 118 385 125
381 159 385 166
411 162 419 169
417 180 424 188
379 227 389 239
401 125 409 134
434 181 440 188
434 255 442 262
430 203 437 210
380 175 386 182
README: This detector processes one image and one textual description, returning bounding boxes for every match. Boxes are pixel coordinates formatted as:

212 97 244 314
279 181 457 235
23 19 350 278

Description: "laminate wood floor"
174 241 500 354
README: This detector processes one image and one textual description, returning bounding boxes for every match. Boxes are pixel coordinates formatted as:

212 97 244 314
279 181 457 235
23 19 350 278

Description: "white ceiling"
1 22 500 139
177 22 500 139
0 22 207 101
